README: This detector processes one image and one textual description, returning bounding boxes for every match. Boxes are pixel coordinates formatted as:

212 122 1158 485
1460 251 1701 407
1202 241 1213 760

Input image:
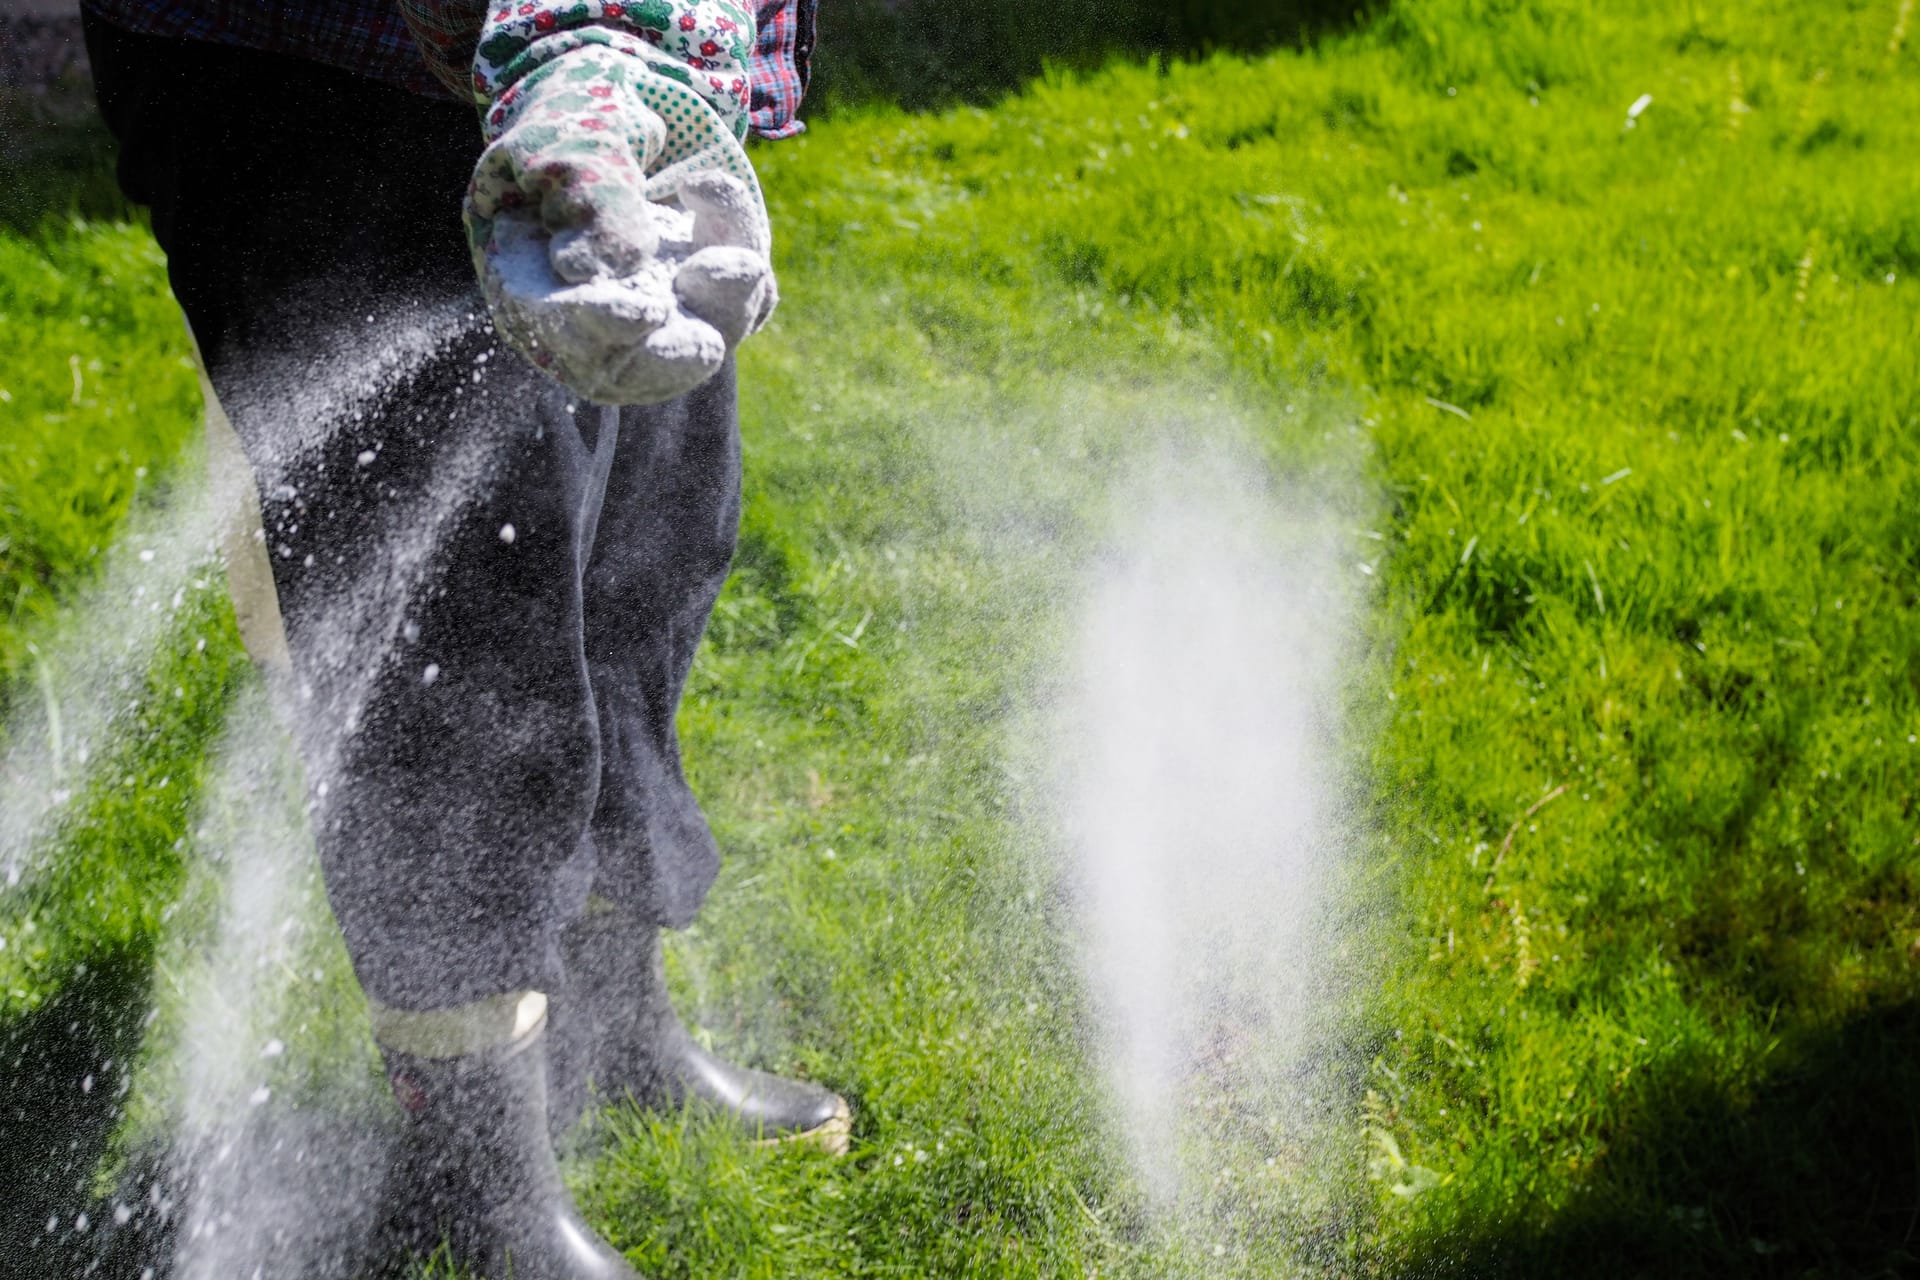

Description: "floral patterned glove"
465 1 776 406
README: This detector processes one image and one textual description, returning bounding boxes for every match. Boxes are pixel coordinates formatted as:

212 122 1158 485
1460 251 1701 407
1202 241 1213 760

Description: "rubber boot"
382 1022 642 1279
551 907 851 1152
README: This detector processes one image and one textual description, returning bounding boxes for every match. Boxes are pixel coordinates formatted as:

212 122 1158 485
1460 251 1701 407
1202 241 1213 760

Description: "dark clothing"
78 0 818 139
86 16 740 1009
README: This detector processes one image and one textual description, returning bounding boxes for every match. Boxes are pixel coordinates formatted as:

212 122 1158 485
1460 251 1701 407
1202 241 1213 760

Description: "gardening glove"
464 2 775 406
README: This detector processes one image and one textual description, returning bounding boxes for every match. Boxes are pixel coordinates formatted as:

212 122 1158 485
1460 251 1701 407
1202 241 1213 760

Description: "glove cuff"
475 0 757 141
476 44 771 257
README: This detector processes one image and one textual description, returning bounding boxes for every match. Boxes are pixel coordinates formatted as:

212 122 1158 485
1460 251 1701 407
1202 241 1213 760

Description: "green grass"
5 0 1920 1275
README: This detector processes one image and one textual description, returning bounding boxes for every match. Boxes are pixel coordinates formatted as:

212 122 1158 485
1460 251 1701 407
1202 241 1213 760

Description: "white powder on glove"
483 200 737 407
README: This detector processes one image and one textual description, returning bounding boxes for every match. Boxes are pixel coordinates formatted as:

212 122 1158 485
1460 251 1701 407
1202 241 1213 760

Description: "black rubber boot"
383 1027 642 1279
550 910 851 1152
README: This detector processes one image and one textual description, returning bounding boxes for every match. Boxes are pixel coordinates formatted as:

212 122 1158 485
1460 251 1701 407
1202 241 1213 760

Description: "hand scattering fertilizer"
477 171 776 409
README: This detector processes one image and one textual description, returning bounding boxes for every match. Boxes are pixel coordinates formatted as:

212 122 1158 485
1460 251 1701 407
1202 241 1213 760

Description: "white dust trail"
0 298 472 896
2 299 482 1275
158 684 388 1280
1058 442 1363 1236
0 477 227 892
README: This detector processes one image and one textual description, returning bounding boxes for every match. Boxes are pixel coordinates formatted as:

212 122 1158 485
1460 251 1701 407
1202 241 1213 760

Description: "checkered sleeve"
402 0 814 138
397 0 492 101
747 0 815 139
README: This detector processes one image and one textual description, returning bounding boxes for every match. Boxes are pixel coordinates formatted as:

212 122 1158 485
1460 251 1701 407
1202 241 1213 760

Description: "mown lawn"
3 0 1919 1276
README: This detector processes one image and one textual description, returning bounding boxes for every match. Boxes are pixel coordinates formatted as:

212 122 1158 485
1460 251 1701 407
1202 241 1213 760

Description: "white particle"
249 1085 271 1107
138 549 155 563
499 523 516 544
261 1039 285 1058
357 450 377 466
422 664 441 686
75 1213 89 1232
114 1204 132 1225
81 1074 93 1094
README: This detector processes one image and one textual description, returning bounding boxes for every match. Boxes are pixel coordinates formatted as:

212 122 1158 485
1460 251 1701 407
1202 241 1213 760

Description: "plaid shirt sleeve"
81 0 818 139
746 0 815 140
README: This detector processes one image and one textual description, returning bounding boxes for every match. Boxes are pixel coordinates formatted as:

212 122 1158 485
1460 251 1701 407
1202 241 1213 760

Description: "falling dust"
0 472 227 896
1056 440 1367 1264
136 683 390 1280
6 300 1378 1275
5 297 507 1278
864 343 1381 1266
937 373 1376 1272
138 297 512 1280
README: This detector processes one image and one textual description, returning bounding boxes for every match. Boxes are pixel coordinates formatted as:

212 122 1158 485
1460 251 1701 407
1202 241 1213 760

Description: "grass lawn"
3 0 1919 1275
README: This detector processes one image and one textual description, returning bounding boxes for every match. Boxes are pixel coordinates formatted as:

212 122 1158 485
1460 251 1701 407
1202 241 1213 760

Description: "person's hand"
465 42 775 406
469 50 666 282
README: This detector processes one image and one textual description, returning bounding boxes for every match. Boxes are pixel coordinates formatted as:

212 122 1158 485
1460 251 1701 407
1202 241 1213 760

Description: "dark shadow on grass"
0 93 127 237
810 0 1383 116
0 18 129 237
0 953 412 1279
82 1106 406 1280
1413 1000 1920 1280
0 945 153 1276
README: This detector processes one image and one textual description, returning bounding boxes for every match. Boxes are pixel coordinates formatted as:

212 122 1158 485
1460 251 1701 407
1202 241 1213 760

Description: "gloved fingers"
629 316 727 395
549 217 653 283
672 246 776 346
676 169 768 255
569 283 674 345
564 315 724 405
750 269 779 334
533 164 658 283
479 229 727 404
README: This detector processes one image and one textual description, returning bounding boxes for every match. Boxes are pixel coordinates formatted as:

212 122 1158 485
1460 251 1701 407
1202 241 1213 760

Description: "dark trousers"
84 15 739 1010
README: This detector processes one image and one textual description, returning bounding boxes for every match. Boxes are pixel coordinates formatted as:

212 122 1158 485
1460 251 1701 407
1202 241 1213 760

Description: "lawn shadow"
810 0 1380 115
0 16 128 237
1417 999 1920 1279
0 944 411 1279
83 1106 407 1280
0 945 154 1275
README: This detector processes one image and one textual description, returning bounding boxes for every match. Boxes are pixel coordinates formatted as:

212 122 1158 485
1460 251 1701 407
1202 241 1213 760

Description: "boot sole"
752 1095 852 1156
